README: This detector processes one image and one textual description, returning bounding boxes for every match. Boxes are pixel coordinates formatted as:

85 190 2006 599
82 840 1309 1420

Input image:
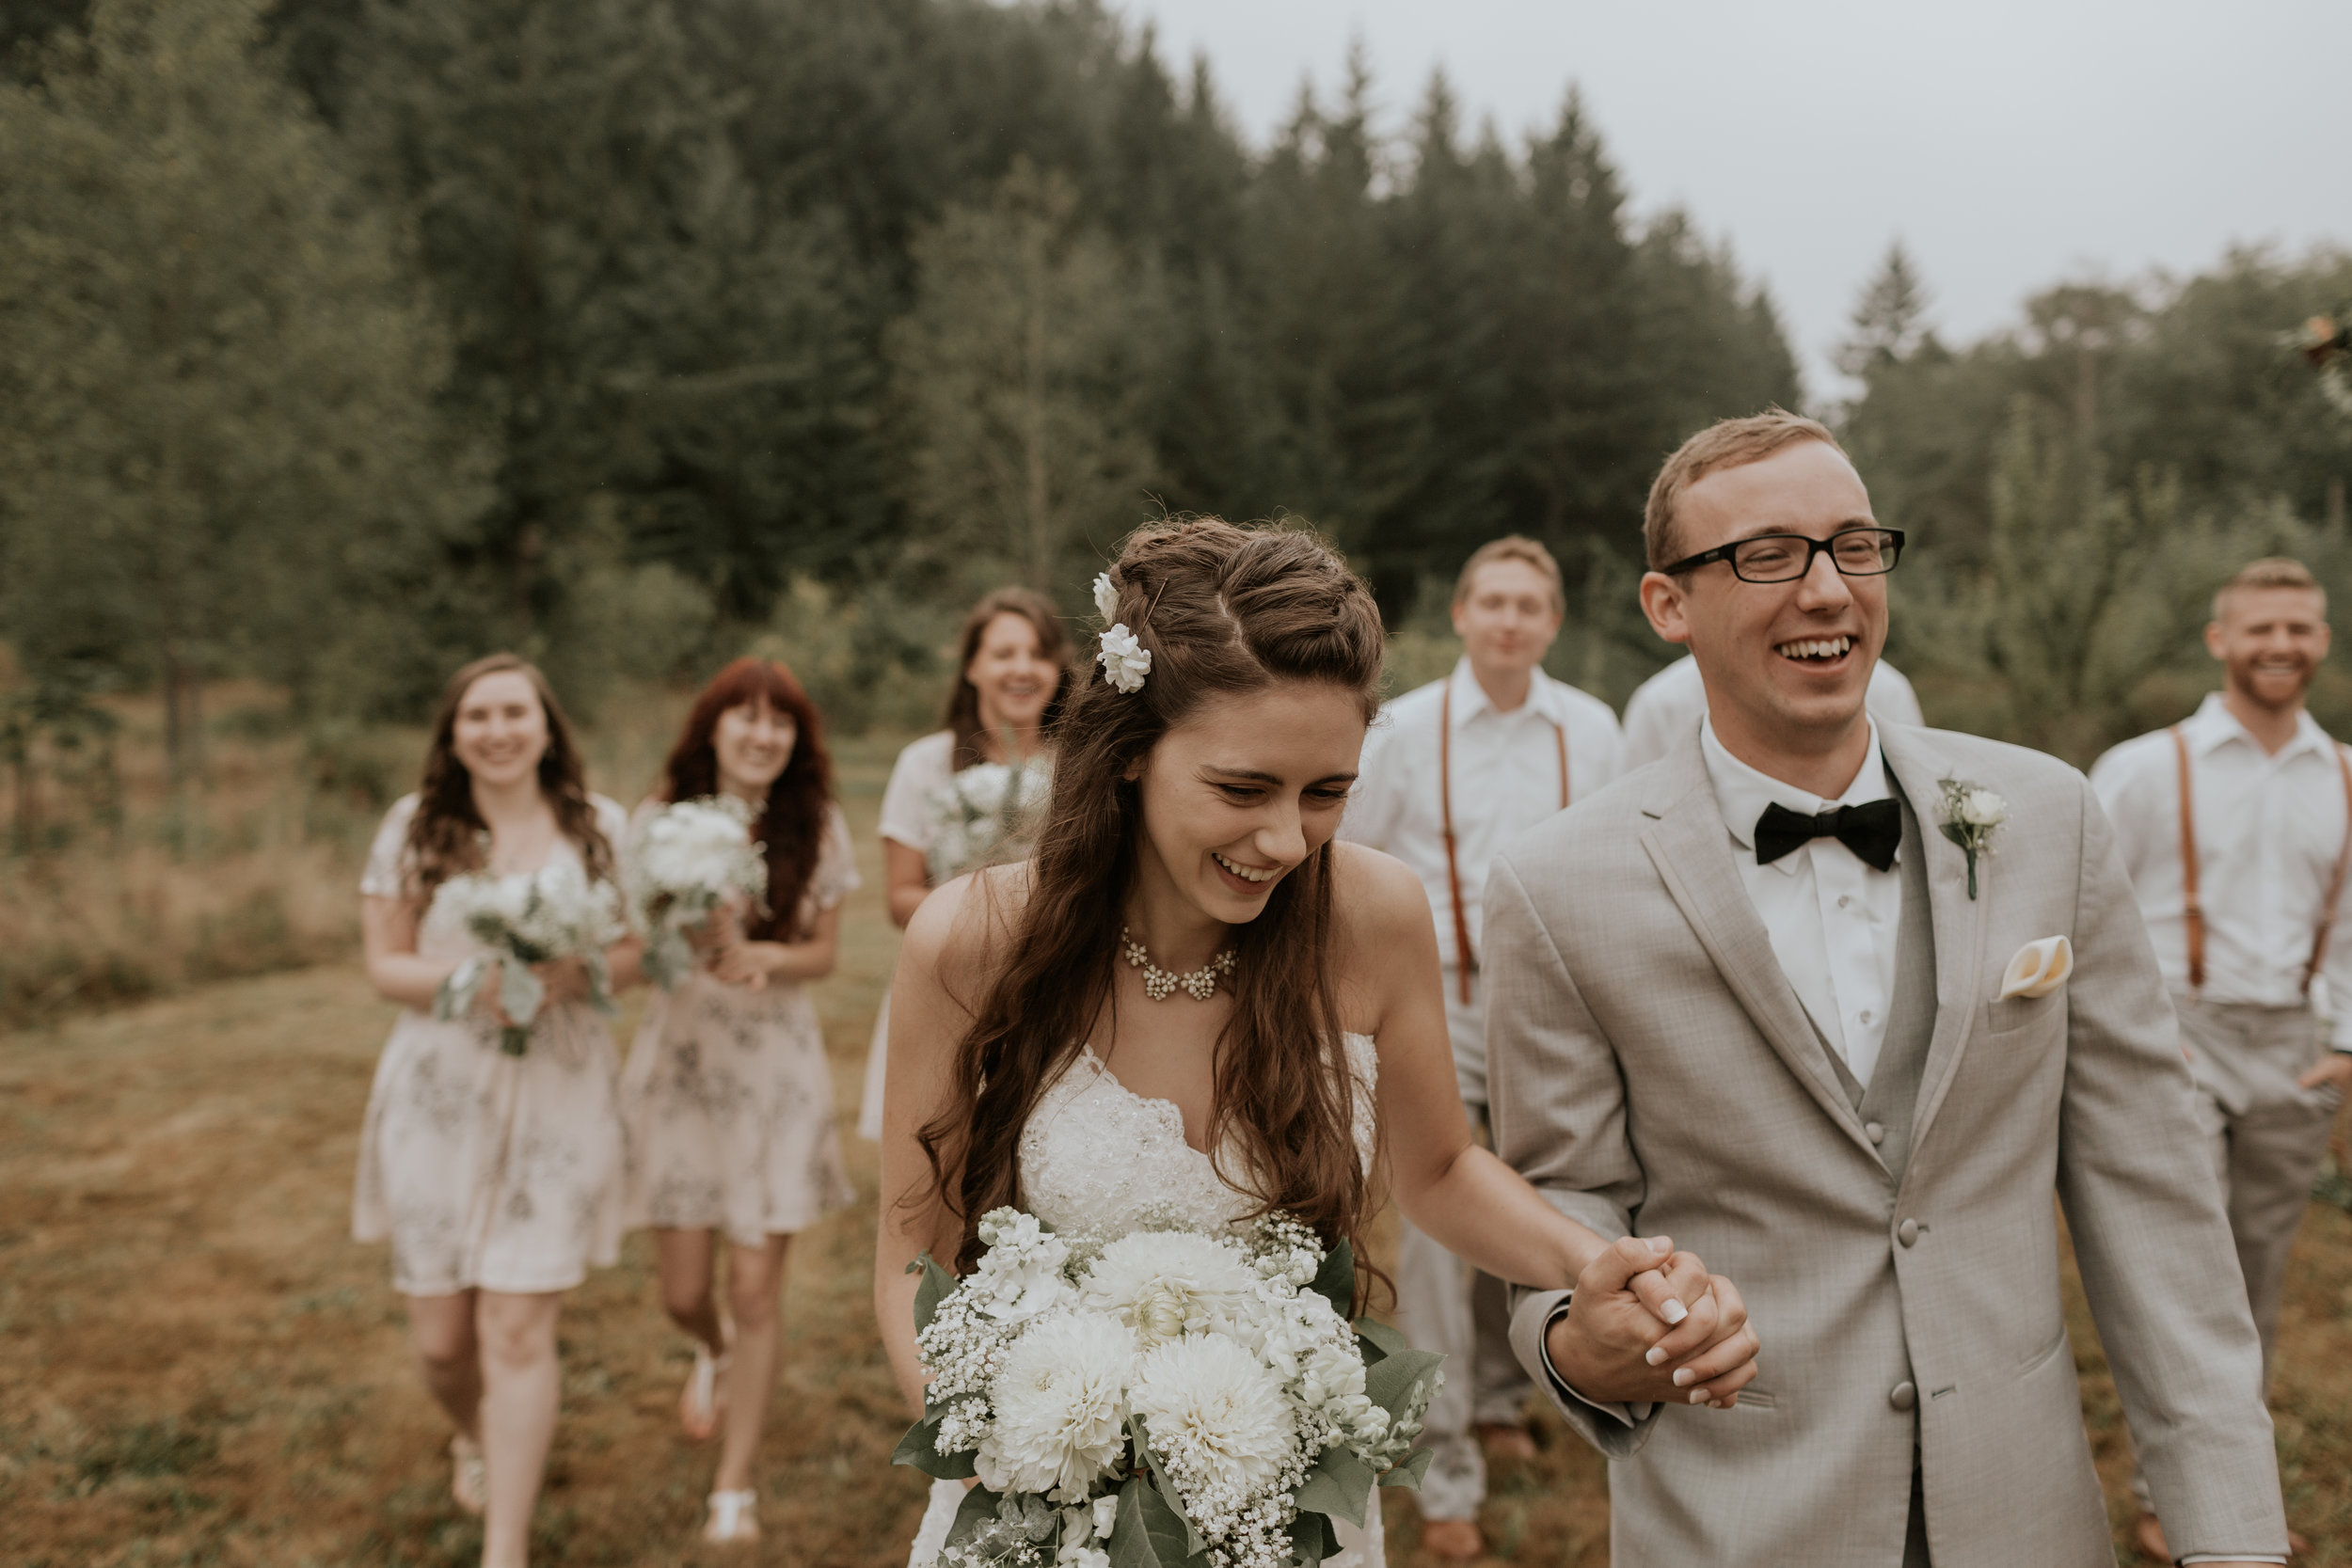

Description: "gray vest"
1811 786 1936 1182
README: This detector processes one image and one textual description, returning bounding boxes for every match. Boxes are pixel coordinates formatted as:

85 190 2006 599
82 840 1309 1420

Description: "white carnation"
1960 788 2008 828
1080 1230 1263 1347
1092 571 1121 626
1130 1334 1297 1502
1096 625 1151 694
976 1312 1136 1500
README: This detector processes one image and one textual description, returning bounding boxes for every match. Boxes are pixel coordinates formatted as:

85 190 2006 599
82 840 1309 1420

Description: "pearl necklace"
1120 927 1237 1002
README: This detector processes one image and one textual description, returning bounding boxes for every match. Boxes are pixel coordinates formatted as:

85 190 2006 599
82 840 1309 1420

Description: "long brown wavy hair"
944 587 1075 771
656 657 834 941
917 519 1388 1281
400 654 613 903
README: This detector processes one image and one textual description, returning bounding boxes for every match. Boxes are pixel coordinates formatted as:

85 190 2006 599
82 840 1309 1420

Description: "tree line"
0 0 2346 781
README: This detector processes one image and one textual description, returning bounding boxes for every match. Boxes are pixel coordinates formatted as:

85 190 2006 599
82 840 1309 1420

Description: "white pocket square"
1996 935 2073 1001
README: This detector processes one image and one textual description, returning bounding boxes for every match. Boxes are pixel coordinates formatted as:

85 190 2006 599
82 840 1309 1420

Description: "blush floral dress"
351 793 632 1296
618 802 859 1245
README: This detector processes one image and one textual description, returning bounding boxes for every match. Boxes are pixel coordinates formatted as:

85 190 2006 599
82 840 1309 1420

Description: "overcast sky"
1112 0 2352 402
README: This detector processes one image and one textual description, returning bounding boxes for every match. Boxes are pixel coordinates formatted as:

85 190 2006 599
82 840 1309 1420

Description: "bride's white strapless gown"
906 1035 1387 1568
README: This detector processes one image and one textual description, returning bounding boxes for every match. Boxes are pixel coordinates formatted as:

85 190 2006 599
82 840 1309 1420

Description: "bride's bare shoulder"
899 861 1038 991
1326 841 1438 960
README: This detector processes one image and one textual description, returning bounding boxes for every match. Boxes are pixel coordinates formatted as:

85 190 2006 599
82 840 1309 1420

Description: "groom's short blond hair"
1644 409 1845 570
2213 557 2325 622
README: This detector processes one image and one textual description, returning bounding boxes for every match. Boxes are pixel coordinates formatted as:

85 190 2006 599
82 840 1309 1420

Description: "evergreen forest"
2 0 2349 767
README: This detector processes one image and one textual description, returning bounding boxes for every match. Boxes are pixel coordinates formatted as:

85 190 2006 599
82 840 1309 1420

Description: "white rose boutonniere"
1935 776 2007 900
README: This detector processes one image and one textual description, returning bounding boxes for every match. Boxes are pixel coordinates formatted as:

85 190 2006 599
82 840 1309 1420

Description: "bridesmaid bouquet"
625 796 771 988
927 758 1052 885
431 861 627 1054
898 1209 1440 1568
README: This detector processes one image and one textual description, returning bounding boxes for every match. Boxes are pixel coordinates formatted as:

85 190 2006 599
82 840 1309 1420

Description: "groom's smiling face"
1643 438 1887 756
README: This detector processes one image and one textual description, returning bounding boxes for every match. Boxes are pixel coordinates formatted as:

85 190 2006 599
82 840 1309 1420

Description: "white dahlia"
1079 1231 1263 1347
1130 1334 1297 1500
976 1312 1136 1499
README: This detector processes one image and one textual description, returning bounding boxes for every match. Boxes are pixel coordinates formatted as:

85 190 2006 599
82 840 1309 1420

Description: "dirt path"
4 793 2349 1562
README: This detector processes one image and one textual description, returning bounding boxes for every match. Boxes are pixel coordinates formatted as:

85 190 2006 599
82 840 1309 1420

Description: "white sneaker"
703 1488 759 1544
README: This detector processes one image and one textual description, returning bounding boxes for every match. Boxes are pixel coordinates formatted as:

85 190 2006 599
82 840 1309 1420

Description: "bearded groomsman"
2090 556 2351 1563
1343 535 1625 1559
1484 411 2284 1566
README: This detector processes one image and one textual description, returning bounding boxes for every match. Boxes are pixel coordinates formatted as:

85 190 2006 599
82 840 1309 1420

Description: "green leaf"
1310 1238 1356 1320
890 1411 978 1480
946 1481 1005 1547
1293 1444 1375 1528
911 1253 958 1335
1352 1316 1411 1363
1109 1474 1198 1568
1363 1345 1447 1420
1378 1446 1436 1490
1289 1507 1343 1567
1129 1416 1209 1558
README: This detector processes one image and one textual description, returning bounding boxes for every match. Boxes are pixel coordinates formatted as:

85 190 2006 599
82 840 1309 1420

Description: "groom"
1482 411 2287 1565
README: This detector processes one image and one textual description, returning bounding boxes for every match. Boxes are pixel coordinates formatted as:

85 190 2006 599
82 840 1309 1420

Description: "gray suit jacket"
1485 723 2285 1566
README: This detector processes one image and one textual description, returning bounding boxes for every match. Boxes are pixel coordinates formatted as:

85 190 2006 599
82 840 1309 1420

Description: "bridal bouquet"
431 860 626 1054
927 759 1052 885
898 1209 1440 1568
625 795 770 988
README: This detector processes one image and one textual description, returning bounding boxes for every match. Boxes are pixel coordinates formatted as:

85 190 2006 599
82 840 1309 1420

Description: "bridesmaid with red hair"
616 657 858 1546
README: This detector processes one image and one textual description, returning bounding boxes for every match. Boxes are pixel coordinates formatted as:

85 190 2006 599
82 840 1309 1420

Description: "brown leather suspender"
2171 722 2352 997
1439 678 1569 1006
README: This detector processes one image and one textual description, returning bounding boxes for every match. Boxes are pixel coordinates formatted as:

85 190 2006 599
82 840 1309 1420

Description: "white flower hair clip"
1098 625 1152 694
1091 570 1152 693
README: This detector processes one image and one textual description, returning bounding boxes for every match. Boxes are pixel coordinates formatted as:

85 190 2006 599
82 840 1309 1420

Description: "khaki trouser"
2134 996 2340 1507
1391 967 1536 1522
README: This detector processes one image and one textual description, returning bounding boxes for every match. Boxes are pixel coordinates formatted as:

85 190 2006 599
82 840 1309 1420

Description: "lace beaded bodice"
1016 1033 1379 1238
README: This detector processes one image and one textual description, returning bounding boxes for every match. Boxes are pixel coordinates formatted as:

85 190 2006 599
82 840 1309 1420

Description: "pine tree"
0 0 482 767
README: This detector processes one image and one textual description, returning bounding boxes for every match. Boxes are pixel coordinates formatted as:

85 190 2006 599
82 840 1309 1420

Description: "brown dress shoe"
1421 1518 1484 1561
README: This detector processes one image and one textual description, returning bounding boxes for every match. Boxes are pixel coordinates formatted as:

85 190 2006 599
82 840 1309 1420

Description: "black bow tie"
1754 799 1901 872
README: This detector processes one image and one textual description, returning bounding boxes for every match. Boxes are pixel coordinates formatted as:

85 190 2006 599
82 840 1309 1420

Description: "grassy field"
7 752 2352 1564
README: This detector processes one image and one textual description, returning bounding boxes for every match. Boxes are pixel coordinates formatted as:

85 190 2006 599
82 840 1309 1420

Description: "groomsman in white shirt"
2090 556 2352 1563
1621 649 1926 770
1342 535 1625 1559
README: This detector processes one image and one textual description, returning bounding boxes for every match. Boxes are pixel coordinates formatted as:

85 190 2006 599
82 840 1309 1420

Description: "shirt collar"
1701 717 1892 870
1448 655 1570 728
2180 690 2333 763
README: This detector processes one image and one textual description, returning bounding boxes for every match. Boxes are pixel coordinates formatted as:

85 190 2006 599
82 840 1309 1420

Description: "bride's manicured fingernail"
1672 1367 1695 1387
1645 1345 1667 1367
1661 1299 1688 1325
1688 1389 1710 1405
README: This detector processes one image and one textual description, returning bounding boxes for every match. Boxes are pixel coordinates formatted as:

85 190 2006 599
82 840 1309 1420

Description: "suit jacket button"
1890 1381 1916 1412
1898 1217 1919 1246
1866 1121 1886 1145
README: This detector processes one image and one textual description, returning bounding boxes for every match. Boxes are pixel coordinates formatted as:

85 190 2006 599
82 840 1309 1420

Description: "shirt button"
1890 1381 1916 1412
1859 1010 1875 1026
1866 1122 1886 1146
1898 1218 1919 1247
1837 895 1853 909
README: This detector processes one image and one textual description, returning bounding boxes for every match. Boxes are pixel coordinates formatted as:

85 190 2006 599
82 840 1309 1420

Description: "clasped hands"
1547 1235 1758 1410
685 903 776 989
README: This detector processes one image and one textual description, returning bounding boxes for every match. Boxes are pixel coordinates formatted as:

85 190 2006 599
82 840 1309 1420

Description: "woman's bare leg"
713 1234 792 1493
654 1227 725 1353
475 1290 563 1568
406 1290 484 1440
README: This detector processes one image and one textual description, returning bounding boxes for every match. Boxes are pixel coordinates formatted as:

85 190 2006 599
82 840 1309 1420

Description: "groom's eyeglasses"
1661 526 1905 584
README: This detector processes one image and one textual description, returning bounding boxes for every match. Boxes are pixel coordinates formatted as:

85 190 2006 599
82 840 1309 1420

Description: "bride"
876 519 1758 1565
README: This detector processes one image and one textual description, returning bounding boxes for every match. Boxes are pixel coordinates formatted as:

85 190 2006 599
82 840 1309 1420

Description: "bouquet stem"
499 1023 531 1057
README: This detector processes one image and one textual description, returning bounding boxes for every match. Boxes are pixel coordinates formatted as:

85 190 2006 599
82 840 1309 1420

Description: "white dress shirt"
2090 692 2352 1050
1624 654 1924 771
1701 719 1903 1087
1343 657 1625 971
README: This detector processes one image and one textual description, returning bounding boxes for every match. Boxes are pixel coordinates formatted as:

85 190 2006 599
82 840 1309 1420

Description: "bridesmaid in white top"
855 587 1073 1140
617 657 861 1545
355 654 637 1568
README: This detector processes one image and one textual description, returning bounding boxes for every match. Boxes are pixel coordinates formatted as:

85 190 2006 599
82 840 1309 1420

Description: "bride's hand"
1546 1235 1759 1410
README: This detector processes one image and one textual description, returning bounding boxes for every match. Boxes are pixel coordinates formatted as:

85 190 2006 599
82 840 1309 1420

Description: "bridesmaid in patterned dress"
616 657 859 1546
354 654 637 1568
